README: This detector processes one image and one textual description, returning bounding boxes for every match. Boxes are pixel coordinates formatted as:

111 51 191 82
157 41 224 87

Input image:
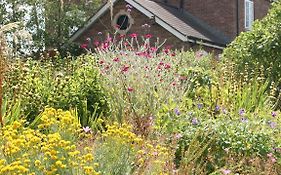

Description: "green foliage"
223 1 281 84
3 55 108 126
0 0 102 55
175 116 281 174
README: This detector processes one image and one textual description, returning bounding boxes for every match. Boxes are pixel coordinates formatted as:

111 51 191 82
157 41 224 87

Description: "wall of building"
157 0 270 40
75 1 190 50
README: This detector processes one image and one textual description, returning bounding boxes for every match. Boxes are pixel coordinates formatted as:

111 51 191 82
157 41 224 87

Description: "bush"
223 1 281 84
3 55 108 126
0 108 100 175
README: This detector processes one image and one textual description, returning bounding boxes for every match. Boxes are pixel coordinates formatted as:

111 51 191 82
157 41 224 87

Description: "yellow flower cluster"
102 123 143 145
38 108 81 134
101 123 170 174
135 141 170 174
0 108 100 175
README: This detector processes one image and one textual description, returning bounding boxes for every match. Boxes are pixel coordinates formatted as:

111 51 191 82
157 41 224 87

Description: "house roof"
69 0 231 49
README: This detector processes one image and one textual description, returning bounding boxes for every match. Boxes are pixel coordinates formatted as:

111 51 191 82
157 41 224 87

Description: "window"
112 10 134 34
245 0 254 30
116 15 130 30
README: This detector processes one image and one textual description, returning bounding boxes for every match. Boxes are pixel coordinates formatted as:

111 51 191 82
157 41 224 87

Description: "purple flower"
268 121 277 128
127 8 131 12
175 133 183 139
197 103 203 109
271 111 277 117
239 108 246 116
191 118 199 125
126 4 132 9
83 126 92 133
221 169 231 175
222 108 228 114
240 117 248 123
215 105 220 112
142 23 151 28
174 108 180 116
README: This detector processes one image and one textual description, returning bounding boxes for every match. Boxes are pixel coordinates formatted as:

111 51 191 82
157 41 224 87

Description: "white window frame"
245 0 254 30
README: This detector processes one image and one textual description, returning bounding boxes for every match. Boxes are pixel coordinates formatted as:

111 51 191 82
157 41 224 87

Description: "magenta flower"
130 33 138 38
150 47 158 52
272 111 277 117
113 57 120 62
164 64 171 69
80 43 88 49
94 41 100 47
121 65 130 73
127 87 134 92
145 34 152 39
99 60 105 64
119 34 126 39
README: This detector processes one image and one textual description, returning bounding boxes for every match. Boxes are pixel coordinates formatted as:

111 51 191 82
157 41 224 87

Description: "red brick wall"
171 0 270 40
75 1 190 50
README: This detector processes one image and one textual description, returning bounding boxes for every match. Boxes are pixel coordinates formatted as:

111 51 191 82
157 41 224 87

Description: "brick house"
69 0 271 52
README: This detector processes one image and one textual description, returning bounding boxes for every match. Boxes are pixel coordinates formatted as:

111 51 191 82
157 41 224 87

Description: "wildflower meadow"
1 1 281 175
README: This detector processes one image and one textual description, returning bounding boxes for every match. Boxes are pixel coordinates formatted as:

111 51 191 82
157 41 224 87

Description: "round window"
117 15 130 30
112 10 134 34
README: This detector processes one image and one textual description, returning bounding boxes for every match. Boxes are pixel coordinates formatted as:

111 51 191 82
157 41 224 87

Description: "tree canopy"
0 0 102 56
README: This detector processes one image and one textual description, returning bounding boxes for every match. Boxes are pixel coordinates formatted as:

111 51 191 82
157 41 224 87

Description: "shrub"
3 55 108 126
223 1 281 85
0 108 100 175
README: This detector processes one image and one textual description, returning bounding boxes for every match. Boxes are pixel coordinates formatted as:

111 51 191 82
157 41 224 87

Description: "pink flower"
271 157 277 163
99 60 105 64
94 41 100 47
115 24 121 29
130 33 138 38
102 42 109 49
145 34 152 39
106 37 113 42
221 169 231 175
80 43 88 49
121 65 130 73
164 64 171 69
127 87 133 92
180 76 187 80
83 126 92 133
150 47 158 52
119 34 126 39
175 133 182 139
113 57 120 62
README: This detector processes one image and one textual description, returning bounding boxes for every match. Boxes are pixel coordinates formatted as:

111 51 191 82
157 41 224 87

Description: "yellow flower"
34 160 41 167
84 166 94 175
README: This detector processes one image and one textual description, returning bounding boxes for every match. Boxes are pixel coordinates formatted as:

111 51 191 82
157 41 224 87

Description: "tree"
0 0 102 56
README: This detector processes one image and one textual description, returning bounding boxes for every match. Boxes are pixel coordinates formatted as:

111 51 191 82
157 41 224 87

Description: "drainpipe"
180 0 184 10
236 0 239 36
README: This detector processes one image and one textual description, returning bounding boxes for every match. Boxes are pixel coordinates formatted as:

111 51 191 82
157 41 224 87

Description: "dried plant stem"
0 53 4 127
